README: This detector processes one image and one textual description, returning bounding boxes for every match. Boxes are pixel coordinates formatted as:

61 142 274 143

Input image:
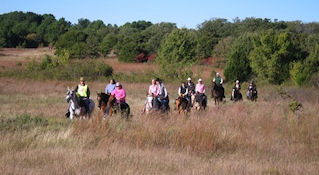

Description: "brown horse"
97 92 112 115
175 95 190 115
97 92 130 118
211 82 224 105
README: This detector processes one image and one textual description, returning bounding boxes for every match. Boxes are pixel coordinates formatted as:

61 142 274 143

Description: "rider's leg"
84 99 90 114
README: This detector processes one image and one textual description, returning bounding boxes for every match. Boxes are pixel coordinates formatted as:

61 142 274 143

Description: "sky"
1 0 318 28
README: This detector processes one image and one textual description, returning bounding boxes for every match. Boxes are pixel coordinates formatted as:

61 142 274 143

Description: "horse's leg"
70 110 74 120
108 107 113 116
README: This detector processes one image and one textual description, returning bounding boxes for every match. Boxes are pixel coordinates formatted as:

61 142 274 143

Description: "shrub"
2 55 113 81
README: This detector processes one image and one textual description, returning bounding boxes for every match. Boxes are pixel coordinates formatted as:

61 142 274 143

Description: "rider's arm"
148 86 152 95
178 87 181 96
121 89 126 99
185 88 188 95
203 85 206 93
213 78 215 82
163 86 168 98
105 85 108 94
220 78 223 84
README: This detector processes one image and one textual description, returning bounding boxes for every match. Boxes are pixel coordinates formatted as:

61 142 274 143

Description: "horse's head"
66 87 76 103
146 95 153 103
175 97 181 110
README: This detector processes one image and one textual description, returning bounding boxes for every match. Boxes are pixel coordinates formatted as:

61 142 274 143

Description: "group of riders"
65 73 258 117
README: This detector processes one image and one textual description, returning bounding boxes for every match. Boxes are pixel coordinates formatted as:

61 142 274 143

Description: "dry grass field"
0 48 319 174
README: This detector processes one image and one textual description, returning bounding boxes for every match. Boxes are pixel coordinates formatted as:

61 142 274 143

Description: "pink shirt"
148 84 159 96
112 88 126 103
195 83 206 93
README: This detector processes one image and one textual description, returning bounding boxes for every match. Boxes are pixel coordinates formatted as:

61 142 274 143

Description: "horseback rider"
195 78 206 103
148 79 160 97
156 78 169 110
65 77 90 117
178 82 188 96
213 72 225 98
105 79 116 95
111 82 126 104
186 77 195 96
231 80 241 100
247 80 258 98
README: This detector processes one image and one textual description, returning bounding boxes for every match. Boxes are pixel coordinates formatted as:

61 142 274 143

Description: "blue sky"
1 0 318 28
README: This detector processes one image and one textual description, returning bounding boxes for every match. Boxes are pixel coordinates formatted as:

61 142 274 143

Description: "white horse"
143 95 153 114
65 87 95 119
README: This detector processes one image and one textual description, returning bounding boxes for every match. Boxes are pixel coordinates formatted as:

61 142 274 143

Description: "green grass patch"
0 114 71 133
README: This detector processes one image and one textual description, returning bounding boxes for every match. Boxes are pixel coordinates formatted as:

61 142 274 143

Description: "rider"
148 79 160 97
105 79 116 95
156 78 169 110
213 72 225 98
195 78 206 102
247 80 257 98
186 77 195 95
178 82 188 97
231 80 241 100
75 77 91 114
111 82 126 104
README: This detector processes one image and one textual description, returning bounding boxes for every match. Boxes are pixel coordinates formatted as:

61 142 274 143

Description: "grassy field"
0 49 319 174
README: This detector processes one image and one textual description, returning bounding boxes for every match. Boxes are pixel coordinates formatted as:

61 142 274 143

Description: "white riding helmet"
198 78 202 82
187 77 192 81
236 80 239 83
116 82 121 87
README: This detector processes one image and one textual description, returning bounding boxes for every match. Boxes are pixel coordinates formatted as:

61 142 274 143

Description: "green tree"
196 18 232 59
142 22 177 54
100 33 118 56
291 44 319 86
55 30 89 58
212 36 232 58
157 28 197 80
224 33 254 82
249 30 295 84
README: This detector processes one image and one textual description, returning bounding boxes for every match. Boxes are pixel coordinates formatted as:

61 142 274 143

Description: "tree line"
1 11 319 85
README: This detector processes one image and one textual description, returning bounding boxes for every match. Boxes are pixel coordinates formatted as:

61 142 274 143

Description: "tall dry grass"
1 77 319 174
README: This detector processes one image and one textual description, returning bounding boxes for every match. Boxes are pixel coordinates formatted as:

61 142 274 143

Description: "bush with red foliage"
135 53 156 63
135 53 148 62
147 54 156 62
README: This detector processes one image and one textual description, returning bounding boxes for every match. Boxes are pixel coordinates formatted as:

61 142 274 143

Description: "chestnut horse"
97 92 130 118
175 96 191 115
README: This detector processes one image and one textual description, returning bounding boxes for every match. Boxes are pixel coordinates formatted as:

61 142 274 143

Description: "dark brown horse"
175 96 191 115
211 82 224 105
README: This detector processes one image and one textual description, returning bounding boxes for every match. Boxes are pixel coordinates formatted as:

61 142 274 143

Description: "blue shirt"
105 84 116 94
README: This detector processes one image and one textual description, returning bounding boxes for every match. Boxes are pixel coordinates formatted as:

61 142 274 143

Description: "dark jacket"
186 82 195 95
